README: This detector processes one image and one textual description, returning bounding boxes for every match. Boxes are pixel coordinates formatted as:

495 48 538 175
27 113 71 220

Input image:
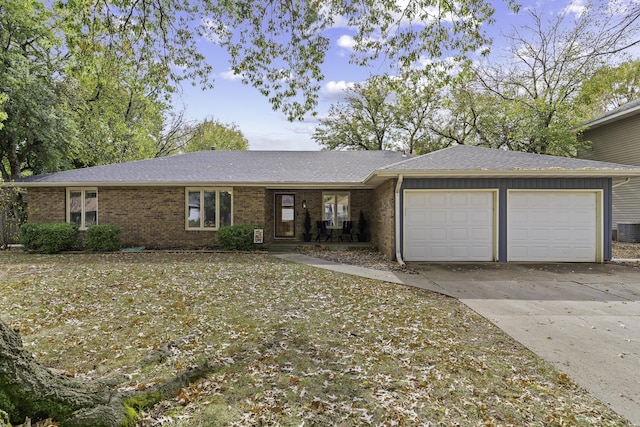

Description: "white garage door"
403 191 495 261
508 191 598 262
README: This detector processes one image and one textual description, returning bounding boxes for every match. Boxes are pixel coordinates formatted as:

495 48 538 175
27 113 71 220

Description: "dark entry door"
275 194 295 238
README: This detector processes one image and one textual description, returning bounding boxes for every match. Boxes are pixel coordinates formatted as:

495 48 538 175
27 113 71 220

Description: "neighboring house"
15 145 640 262
580 99 640 236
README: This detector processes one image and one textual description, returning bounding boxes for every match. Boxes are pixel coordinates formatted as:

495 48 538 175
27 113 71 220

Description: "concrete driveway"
400 262 640 426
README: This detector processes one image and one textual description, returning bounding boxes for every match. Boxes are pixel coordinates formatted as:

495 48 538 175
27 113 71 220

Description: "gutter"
613 178 631 188
395 175 405 266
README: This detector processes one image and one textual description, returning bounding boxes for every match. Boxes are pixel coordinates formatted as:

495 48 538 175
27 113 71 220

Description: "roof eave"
581 105 640 130
365 169 640 183
13 180 377 189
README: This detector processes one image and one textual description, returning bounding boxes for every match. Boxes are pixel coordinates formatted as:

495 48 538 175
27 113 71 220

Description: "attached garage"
507 191 601 262
403 190 497 261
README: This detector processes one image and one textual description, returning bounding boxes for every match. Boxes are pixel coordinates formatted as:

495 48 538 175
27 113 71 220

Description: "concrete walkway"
275 254 640 425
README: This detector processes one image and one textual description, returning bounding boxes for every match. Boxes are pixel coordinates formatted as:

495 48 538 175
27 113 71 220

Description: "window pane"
69 191 82 226
203 191 216 228
336 193 349 226
219 191 232 227
323 195 335 226
84 190 98 228
188 191 201 228
281 195 294 207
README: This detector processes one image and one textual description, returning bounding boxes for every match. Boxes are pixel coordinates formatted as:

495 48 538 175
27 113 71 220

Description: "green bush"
19 222 79 254
216 225 263 251
84 225 121 252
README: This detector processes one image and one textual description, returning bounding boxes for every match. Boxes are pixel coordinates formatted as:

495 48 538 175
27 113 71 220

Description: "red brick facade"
25 185 396 256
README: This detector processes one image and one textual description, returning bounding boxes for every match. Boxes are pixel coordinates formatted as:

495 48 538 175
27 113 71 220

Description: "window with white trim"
186 188 232 230
67 188 98 229
323 192 350 227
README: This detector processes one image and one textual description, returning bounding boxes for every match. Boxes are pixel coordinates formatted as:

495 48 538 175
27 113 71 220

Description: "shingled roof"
16 145 640 188
365 145 640 183
17 150 411 187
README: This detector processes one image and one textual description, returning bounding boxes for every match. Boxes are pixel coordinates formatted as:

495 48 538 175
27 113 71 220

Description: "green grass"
0 252 630 426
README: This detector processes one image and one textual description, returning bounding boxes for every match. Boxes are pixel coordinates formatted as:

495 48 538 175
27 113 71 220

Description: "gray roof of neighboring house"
581 98 640 129
368 145 640 180
17 150 412 186
16 145 640 188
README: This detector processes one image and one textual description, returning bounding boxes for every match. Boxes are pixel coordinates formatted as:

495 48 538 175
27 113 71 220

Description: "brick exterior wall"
371 179 396 259
27 188 67 223
24 185 390 251
25 186 267 249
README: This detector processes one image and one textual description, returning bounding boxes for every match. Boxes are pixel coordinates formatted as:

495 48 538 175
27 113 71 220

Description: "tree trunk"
0 319 127 426
1 319 222 426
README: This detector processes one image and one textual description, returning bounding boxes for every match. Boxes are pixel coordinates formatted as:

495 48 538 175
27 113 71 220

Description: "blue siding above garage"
401 177 613 262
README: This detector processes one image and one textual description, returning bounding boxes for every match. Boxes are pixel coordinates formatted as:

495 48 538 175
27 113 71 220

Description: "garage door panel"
404 191 495 262
508 191 597 262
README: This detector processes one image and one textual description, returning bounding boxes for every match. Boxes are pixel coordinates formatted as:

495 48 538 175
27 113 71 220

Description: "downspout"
613 178 631 188
395 175 405 266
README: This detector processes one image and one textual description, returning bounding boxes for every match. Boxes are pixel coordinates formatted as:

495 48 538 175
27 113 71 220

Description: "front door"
275 194 295 238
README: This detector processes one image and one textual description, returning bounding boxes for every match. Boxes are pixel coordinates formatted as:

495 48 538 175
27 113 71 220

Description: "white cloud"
564 0 587 16
220 69 243 80
337 35 357 49
320 80 356 101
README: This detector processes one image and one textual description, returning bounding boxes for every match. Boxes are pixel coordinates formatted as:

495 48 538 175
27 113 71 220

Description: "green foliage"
313 75 447 154
576 61 640 120
122 392 162 427
84 225 121 252
0 183 25 249
314 76 396 151
185 119 249 152
19 223 78 254
0 0 77 180
216 225 263 251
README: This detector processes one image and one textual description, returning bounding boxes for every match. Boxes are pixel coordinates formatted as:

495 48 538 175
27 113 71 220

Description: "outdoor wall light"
302 200 307 210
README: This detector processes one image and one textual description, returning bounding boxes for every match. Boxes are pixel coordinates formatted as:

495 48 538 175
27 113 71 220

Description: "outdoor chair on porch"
339 220 353 242
315 220 332 242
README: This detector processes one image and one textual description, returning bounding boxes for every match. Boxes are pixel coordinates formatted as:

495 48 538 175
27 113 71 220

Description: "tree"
468 4 640 156
1 0 508 179
576 60 640 119
313 76 396 150
0 317 226 426
390 77 444 154
313 76 446 154
0 0 77 180
68 67 167 168
185 119 249 152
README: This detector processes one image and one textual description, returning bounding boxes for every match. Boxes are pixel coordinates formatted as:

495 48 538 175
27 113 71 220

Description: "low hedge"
19 223 79 254
216 225 263 251
84 225 121 252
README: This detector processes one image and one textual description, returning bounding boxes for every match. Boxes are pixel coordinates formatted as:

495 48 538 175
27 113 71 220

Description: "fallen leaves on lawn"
0 252 631 426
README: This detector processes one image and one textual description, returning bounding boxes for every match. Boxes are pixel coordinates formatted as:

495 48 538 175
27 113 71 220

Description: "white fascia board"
365 169 640 183
581 105 640 130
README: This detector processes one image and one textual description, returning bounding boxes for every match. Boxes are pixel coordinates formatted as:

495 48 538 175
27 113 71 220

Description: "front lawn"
0 252 629 426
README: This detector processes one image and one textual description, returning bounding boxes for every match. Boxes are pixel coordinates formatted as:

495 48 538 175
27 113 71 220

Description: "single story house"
15 145 640 262
579 99 640 236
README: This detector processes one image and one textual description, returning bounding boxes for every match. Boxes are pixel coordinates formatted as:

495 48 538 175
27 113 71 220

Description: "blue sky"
175 0 629 151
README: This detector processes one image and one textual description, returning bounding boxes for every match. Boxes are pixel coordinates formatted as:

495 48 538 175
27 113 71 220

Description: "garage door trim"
506 189 603 262
403 189 499 262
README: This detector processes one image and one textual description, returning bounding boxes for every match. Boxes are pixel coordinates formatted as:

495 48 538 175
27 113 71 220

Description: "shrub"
19 223 79 254
84 225 121 252
216 225 263 251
